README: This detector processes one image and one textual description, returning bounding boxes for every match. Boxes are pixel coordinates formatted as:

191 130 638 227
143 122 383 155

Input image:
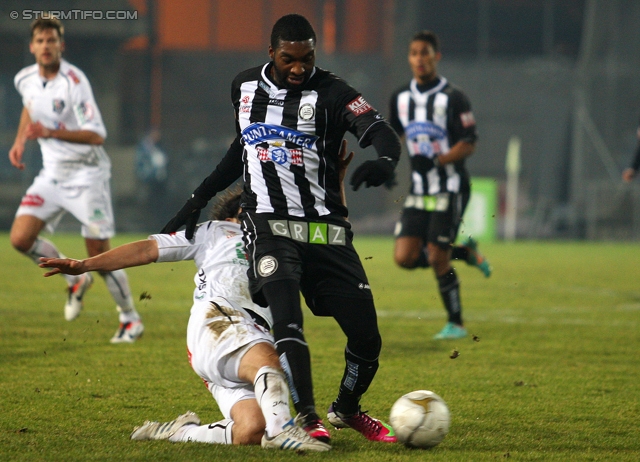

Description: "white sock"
26 238 79 286
99 270 138 319
253 366 292 437
170 419 233 444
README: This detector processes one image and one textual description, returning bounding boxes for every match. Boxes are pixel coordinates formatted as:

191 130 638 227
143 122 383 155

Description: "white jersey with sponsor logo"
149 220 273 327
14 59 110 183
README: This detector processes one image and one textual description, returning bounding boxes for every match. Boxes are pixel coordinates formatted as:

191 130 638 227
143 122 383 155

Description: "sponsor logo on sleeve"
67 69 81 84
460 111 476 128
346 96 373 116
74 101 95 124
20 194 44 207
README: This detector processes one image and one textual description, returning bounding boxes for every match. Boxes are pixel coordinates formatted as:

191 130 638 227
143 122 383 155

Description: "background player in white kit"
38 187 330 452
8 17 142 343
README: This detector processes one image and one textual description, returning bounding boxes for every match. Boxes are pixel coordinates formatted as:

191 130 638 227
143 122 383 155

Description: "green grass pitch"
0 233 639 461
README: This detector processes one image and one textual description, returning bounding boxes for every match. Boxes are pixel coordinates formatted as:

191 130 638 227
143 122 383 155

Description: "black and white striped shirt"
232 63 390 219
389 77 478 196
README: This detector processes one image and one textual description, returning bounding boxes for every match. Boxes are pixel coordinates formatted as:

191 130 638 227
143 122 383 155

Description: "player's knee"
394 250 419 269
10 233 34 254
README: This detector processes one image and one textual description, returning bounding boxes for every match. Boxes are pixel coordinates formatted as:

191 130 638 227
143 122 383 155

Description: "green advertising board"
459 177 498 243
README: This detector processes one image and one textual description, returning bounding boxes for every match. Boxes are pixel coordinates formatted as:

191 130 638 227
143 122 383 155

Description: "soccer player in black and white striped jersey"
163 14 401 445
389 30 491 341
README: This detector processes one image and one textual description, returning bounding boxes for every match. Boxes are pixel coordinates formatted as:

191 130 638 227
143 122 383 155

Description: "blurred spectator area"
1 0 639 238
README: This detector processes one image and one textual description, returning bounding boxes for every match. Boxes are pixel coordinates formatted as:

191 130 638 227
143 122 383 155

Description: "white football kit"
150 220 274 419
14 59 114 238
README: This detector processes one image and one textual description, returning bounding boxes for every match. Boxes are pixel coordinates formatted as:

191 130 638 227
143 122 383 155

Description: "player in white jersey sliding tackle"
9 17 141 343
38 143 354 451
38 187 329 451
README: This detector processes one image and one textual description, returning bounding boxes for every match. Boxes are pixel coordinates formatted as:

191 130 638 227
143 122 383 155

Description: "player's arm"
338 139 355 207
39 239 159 277
622 125 640 182
9 107 32 170
25 122 104 145
436 90 478 167
437 140 475 166
344 92 402 191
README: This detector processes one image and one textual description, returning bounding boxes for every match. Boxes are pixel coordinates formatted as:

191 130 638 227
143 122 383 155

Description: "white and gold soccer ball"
389 390 450 448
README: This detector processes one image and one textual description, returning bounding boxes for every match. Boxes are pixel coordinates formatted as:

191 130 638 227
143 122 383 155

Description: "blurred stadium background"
0 0 639 239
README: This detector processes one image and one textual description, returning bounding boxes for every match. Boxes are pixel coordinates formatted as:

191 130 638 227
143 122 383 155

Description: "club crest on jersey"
52 99 65 114
257 255 278 277
257 145 303 167
298 103 315 121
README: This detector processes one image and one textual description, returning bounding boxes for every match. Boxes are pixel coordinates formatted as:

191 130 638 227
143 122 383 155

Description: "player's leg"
11 181 89 318
241 216 323 431
259 279 324 427
429 195 467 340
393 208 430 268
69 178 142 341
86 237 142 342
304 243 396 443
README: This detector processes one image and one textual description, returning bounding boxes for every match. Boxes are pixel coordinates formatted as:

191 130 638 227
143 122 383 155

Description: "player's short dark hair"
270 14 316 49
31 16 64 41
411 30 439 53
209 186 242 221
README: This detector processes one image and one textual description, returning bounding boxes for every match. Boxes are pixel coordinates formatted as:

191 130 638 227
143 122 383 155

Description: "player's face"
408 40 441 84
269 39 315 89
30 28 64 70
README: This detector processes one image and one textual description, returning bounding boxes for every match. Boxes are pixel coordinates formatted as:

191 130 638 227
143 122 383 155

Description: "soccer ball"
389 390 450 448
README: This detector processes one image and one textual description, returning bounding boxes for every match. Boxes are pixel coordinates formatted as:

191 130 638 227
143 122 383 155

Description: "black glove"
350 157 396 191
160 195 209 239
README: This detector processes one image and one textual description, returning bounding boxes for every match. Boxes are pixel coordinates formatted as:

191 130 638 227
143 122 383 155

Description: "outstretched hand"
39 257 85 277
160 195 209 239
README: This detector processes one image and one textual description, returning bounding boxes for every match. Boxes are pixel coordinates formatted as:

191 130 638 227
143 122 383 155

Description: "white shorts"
187 297 273 419
15 173 115 239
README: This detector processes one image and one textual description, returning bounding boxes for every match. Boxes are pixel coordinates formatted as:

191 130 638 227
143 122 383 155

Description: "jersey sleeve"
630 122 640 170
69 70 107 139
448 89 478 145
388 90 404 136
148 223 209 262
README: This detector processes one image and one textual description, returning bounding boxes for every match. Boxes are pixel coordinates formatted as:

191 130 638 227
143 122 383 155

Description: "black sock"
437 268 462 325
451 245 469 261
334 347 379 416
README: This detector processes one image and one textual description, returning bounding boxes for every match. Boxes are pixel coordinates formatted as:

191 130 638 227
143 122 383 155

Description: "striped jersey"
233 63 389 219
389 77 478 195
14 59 110 183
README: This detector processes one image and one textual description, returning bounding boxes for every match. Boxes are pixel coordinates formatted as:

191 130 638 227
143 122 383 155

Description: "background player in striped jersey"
621 117 640 182
389 30 491 340
8 17 142 343
163 14 401 445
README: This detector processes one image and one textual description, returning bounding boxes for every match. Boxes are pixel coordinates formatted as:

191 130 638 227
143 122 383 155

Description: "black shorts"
394 192 469 248
241 212 373 312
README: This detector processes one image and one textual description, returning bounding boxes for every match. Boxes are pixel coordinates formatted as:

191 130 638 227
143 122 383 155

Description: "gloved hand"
350 157 396 191
160 194 209 239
